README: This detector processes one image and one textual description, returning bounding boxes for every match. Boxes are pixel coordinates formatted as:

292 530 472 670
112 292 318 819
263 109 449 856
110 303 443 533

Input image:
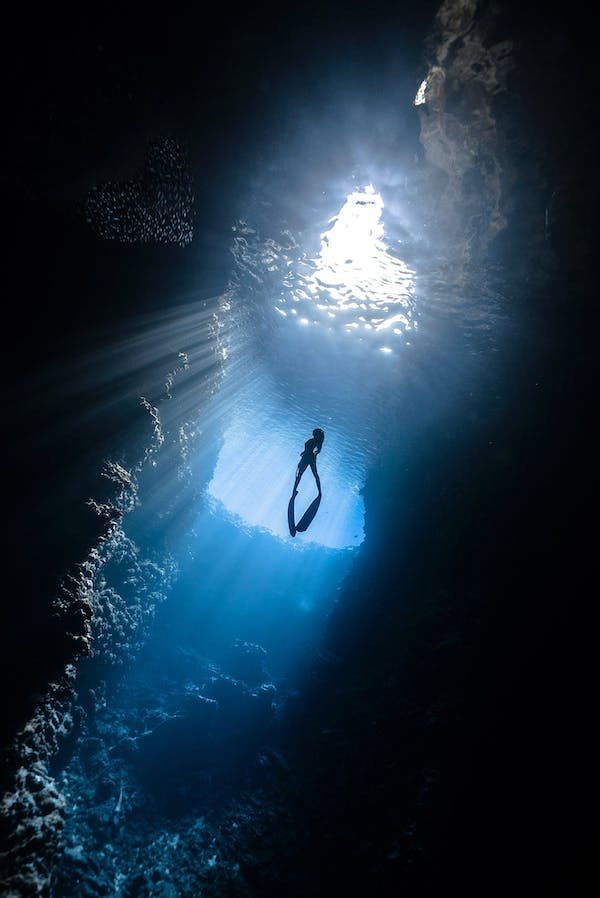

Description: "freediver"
292 428 324 497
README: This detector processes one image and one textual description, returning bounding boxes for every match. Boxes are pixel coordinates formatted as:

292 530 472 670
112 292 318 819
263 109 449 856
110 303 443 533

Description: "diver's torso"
301 437 317 458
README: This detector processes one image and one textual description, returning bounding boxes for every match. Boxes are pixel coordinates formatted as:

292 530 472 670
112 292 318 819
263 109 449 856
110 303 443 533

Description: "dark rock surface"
46 644 280 897
417 0 515 265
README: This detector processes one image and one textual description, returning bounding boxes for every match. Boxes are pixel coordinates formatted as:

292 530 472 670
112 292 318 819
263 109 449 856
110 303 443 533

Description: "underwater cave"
2 2 593 895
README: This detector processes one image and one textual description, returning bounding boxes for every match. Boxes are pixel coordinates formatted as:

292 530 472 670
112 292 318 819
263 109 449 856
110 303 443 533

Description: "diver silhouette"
293 428 324 497
288 428 324 537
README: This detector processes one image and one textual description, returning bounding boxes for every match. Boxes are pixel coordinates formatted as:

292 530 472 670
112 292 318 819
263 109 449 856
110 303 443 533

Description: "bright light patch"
208 400 365 550
277 186 416 350
319 184 384 267
414 79 428 106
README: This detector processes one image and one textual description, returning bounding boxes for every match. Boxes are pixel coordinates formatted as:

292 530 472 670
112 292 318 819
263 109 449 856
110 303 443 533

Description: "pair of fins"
288 493 321 537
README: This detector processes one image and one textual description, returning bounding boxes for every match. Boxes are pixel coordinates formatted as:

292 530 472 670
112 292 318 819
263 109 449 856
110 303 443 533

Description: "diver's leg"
292 469 301 495
310 459 322 496
293 459 308 495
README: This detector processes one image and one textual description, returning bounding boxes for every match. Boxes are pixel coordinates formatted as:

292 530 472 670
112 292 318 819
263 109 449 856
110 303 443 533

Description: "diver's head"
313 428 324 443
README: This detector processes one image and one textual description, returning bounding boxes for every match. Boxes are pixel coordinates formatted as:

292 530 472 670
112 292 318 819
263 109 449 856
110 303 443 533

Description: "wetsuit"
294 436 322 494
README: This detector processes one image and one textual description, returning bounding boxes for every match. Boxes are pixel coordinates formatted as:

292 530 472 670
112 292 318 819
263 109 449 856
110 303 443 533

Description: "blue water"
40 170 505 896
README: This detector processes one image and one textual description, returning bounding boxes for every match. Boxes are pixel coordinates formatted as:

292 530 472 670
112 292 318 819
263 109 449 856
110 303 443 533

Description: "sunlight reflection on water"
273 185 416 352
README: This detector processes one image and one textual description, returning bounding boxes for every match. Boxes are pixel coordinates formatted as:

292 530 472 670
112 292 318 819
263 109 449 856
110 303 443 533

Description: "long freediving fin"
287 494 297 537
295 494 321 532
